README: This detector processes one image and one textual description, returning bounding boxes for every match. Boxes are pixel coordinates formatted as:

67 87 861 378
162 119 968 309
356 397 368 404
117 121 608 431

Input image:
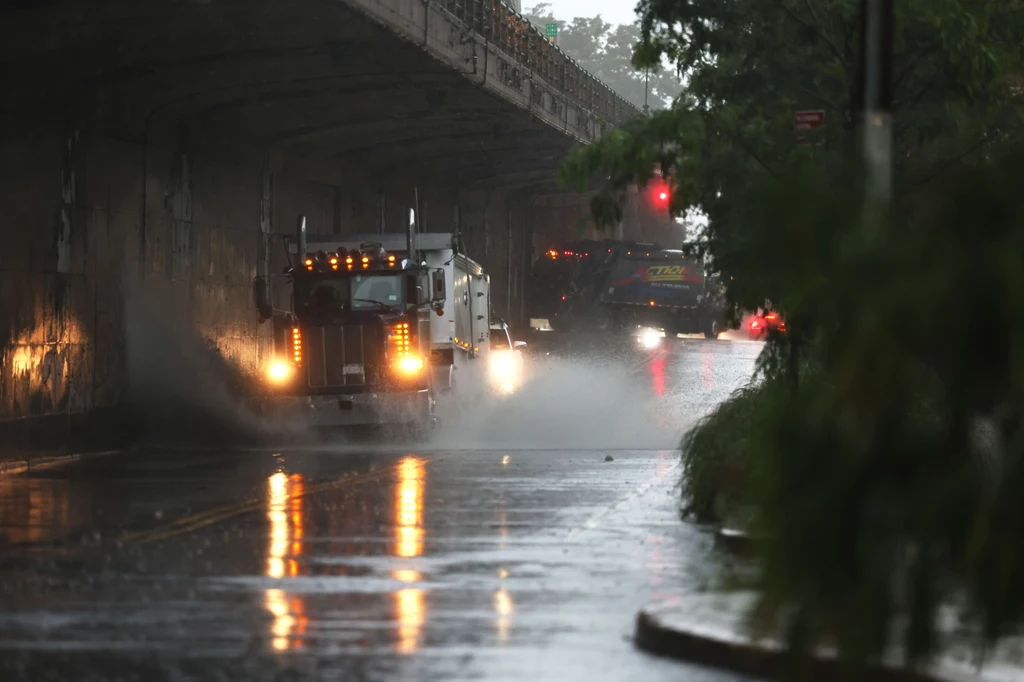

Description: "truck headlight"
266 361 293 384
395 356 424 374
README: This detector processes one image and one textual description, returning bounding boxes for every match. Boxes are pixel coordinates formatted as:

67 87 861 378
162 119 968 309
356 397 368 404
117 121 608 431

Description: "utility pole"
857 0 894 203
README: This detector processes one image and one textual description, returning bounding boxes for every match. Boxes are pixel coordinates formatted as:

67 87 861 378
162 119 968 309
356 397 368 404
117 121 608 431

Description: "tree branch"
772 0 849 74
898 134 1004 197
795 84 850 123
893 83 931 111
715 124 777 177
894 41 940 90
833 8 854 66
992 4 1024 19
803 0 825 32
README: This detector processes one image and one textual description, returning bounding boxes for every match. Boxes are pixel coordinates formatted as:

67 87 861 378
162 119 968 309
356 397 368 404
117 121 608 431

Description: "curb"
0 450 120 476
635 597 1000 682
636 607 792 680
714 527 760 556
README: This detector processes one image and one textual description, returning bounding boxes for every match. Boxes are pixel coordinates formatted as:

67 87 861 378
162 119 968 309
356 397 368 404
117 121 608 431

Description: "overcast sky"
530 0 640 27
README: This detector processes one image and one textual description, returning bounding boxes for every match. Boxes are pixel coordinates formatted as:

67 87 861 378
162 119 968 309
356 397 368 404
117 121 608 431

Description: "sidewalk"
0 449 119 476
636 591 1023 682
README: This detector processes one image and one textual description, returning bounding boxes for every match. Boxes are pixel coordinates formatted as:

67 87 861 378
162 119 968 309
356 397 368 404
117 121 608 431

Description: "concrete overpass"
0 0 647 450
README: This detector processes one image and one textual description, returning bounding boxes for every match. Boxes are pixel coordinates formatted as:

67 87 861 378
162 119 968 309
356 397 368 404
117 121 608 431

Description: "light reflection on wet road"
0 336 764 681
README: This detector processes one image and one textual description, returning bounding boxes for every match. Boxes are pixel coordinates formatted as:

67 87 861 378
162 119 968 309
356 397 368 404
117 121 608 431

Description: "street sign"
794 109 825 144
795 110 825 128
545 22 557 43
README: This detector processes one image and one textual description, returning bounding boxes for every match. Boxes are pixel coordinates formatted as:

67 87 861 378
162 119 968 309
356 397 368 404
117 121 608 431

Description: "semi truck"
253 216 490 433
528 240 725 338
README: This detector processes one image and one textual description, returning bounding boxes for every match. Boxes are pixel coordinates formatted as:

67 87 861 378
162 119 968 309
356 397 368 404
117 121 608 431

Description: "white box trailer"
297 232 489 391
446 254 490 357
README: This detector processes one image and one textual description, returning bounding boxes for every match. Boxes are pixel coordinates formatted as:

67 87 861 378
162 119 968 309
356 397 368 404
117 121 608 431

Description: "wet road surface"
0 335 763 681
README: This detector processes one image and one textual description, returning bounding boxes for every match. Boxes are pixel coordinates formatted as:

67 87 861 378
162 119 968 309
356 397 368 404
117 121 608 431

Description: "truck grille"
305 324 380 388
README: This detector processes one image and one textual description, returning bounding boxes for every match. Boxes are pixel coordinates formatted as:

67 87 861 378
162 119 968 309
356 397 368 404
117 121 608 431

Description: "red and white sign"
794 109 825 145
795 110 825 129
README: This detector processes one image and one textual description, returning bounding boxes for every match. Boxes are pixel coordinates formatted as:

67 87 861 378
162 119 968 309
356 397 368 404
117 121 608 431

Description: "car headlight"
637 327 662 349
489 351 515 378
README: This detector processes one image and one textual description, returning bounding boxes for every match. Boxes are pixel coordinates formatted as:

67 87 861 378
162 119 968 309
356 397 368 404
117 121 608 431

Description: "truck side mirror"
253 276 272 319
430 269 446 312
406 275 429 306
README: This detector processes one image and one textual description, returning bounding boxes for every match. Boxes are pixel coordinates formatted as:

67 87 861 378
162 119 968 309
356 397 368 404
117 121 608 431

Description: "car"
748 311 786 338
488 320 527 394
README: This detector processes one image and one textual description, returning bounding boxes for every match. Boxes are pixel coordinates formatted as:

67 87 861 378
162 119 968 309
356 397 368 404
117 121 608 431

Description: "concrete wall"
0 117 137 451
0 114 544 451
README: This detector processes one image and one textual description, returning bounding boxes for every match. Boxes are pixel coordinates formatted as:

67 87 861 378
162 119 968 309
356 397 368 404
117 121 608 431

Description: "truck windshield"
490 331 511 350
295 277 352 316
294 274 404 315
350 274 402 309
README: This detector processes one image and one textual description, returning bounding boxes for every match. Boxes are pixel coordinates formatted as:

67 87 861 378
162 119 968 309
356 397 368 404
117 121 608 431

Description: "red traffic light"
648 180 671 210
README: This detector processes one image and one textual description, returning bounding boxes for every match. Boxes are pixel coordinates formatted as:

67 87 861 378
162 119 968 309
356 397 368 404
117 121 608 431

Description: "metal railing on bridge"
440 0 641 132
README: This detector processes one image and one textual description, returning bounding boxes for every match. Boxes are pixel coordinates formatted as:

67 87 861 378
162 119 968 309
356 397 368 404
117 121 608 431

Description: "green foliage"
679 155 1024 672
681 384 765 523
561 108 706 225
566 1 1024 273
524 4 684 109
594 0 1024 674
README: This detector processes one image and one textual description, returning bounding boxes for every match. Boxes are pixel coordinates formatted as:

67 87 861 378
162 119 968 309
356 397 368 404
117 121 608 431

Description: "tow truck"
253 216 489 434
528 240 726 338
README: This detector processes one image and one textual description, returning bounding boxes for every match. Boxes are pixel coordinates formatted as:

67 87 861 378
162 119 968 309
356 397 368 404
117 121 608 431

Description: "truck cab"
258 241 445 432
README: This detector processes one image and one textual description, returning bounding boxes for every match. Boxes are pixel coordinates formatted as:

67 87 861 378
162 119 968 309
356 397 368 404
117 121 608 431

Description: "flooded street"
0 336 762 681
